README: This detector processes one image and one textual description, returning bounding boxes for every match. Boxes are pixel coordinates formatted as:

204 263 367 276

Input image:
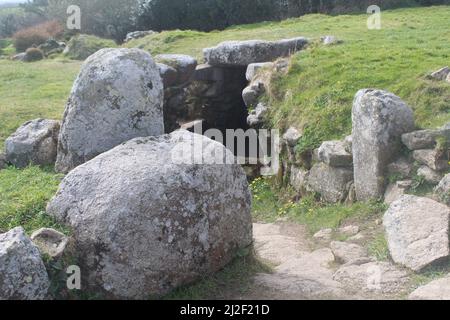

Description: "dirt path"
230 222 413 300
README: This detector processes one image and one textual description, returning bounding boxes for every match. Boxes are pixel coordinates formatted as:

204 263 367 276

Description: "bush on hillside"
64 34 117 60
13 20 63 52
24 47 44 62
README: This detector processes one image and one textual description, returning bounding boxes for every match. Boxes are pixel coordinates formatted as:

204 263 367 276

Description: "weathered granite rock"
55 48 164 173
12 52 26 61
290 166 309 192
313 229 333 241
203 37 308 66
417 166 444 184
307 163 354 203
48 130 253 299
387 157 414 178
343 135 352 154
337 226 360 237
413 149 448 172
321 35 342 45
317 140 353 167
246 62 274 81
247 103 268 128
385 180 409 204
330 241 368 264
333 261 409 296
0 227 50 300
124 30 156 43
5 119 60 168
352 89 415 201
402 128 450 150
157 63 178 88
283 127 302 147
155 54 197 85
409 275 450 300
384 180 413 205
429 66 450 81
30 228 69 259
383 195 450 271
435 173 450 205
242 81 265 108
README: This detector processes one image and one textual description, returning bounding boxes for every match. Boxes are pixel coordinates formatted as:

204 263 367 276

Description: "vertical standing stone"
352 89 414 201
55 48 164 173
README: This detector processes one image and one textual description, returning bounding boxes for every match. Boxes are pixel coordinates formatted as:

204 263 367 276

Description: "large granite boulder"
0 227 50 300
55 48 164 173
383 195 450 271
307 163 354 203
203 37 308 67
47 130 253 299
5 119 60 168
352 89 415 201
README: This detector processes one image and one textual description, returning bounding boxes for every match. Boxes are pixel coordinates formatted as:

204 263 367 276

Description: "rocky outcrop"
47 130 252 299
383 195 450 271
352 89 415 201
290 166 309 192
5 119 60 168
55 48 164 173
203 37 308 67
0 227 50 300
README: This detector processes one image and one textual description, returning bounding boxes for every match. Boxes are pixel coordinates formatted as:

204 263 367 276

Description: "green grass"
367 233 390 261
250 177 387 234
0 166 66 234
0 58 81 150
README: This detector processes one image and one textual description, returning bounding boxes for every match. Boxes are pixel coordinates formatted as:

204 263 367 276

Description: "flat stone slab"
203 37 308 66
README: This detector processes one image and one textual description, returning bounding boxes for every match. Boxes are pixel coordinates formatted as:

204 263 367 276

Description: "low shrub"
24 47 44 62
13 20 64 52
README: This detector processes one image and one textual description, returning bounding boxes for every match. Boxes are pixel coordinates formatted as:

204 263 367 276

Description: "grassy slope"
128 7 450 152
